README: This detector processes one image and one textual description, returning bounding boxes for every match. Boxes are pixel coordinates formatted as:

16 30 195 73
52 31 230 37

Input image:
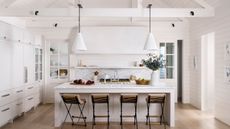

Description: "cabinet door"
0 42 12 91
23 44 35 84
0 22 11 40
11 27 23 42
24 95 35 112
12 100 24 118
12 43 24 87
0 104 12 127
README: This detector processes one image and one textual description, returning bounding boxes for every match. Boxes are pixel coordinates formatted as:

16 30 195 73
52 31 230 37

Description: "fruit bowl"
135 79 150 85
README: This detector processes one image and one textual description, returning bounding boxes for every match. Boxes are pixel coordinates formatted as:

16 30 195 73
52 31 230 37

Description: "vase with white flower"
142 54 164 86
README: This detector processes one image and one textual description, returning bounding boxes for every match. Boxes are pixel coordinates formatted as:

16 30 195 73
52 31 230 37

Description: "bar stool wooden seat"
91 94 110 128
120 94 138 129
60 93 87 129
146 94 166 129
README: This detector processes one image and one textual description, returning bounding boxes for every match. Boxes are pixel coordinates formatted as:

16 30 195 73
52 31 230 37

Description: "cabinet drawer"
25 85 36 96
0 104 12 127
34 93 40 106
0 90 13 106
24 95 35 112
12 100 24 118
13 87 24 101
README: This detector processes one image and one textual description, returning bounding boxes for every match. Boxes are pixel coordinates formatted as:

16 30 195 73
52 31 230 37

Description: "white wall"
69 22 191 103
189 0 230 125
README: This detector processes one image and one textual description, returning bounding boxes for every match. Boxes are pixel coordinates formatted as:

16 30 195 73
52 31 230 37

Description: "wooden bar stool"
120 94 138 129
91 94 110 127
60 93 87 129
146 94 166 129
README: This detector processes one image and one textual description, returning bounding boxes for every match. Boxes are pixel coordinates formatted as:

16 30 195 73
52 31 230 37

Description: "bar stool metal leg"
72 102 87 126
61 103 74 129
146 94 166 129
91 94 110 129
120 94 138 129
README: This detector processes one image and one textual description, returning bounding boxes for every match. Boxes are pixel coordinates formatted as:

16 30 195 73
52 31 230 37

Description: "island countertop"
54 82 175 127
55 82 175 93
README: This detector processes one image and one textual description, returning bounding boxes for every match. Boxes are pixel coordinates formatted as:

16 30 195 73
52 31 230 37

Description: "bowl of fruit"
135 78 150 85
71 79 94 85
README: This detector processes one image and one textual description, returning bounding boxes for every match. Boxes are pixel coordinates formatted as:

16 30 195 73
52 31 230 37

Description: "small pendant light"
72 3 87 52
144 4 158 51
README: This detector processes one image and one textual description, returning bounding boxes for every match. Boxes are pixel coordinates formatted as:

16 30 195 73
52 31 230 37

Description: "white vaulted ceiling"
1 0 206 8
0 0 216 40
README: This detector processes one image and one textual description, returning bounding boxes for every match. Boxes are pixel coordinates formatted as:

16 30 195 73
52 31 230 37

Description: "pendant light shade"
72 32 87 52
144 4 158 51
144 32 158 50
72 4 87 53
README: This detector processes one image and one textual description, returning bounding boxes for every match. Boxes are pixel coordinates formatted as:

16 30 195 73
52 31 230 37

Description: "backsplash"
71 68 152 81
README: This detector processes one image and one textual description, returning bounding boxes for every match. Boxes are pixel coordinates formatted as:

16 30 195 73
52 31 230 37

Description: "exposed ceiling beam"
26 18 183 28
0 8 214 17
0 0 18 8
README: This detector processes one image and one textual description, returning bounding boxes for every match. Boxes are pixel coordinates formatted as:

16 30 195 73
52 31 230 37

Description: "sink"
99 78 133 84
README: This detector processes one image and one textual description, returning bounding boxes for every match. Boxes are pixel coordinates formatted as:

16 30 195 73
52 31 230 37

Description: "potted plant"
142 53 164 85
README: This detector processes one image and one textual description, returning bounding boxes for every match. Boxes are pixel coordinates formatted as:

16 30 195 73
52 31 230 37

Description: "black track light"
172 23 175 27
190 11 195 16
54 23 58 28
35 10 39 16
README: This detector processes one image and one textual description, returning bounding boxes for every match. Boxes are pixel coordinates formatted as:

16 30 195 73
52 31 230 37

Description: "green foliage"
142 53 164 71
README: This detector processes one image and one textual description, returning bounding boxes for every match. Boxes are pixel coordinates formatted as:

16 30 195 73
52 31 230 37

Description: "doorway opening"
201 32 215 114
177 40 183 103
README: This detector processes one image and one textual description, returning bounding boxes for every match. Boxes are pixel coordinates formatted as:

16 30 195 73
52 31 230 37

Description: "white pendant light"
72 4 87 53
144 4 158 51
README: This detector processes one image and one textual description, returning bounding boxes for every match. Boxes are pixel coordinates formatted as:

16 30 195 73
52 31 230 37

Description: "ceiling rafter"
0 7 214 17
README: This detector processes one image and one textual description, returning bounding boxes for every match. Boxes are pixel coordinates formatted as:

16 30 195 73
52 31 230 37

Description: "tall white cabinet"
0 21 43 127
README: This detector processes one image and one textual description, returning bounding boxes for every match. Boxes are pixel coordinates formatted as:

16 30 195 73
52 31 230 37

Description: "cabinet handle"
24 67 28 83
1 94 10 98
1 108 10 112
28 87 33 89
16 103 23 106
16 90 23 93
28 97 33 100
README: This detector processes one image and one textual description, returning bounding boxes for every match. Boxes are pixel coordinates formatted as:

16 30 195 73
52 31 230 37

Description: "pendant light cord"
79 6 80 33
78 4 82 33
148 4 152 33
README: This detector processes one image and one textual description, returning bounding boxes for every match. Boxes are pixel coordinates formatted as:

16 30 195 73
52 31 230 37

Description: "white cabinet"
13 87 24 100
23 44 35 84
11 28 23 42
0 22 11 40
0 90 13 106
24 95 35 112
0 104 12 127
12 100 24 118
12 43 24 88
0 41 12 91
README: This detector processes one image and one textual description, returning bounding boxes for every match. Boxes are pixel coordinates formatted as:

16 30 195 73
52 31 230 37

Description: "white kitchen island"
54 83 175 127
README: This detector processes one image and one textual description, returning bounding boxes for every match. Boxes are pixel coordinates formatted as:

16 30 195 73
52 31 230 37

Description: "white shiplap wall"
190 0 230 125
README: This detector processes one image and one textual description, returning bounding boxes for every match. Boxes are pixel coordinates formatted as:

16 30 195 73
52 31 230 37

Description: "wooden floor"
1 104 230 129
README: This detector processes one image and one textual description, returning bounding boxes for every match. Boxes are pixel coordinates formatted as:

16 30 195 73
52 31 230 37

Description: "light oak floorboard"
1 104 230 129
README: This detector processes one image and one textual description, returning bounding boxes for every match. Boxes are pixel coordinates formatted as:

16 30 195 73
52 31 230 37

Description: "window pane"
166 43 174 54
160 68 166 79
166 55 174 66
166 68 174 79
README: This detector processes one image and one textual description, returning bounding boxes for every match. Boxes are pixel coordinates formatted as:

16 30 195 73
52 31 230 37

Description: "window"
159 42 175 79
